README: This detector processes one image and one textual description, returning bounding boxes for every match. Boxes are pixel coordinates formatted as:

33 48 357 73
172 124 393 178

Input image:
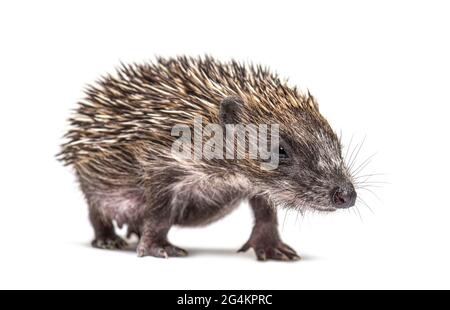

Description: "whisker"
282 209 289 230
348 135 366 172
344 134 354 164
354 172 388 180
354 205 364 222
346 142 359 172
348 207 353 217
358 187 382 201
357 197 375 214
355 184 383 190
351 152 377 178
356 180 390 185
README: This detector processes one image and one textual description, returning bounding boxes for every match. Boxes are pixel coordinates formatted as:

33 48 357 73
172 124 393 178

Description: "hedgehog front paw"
238 238 300 261
92 235 128 250
136 241 188 258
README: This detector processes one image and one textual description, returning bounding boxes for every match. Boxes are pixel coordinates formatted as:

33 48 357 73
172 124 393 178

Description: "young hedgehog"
59 56 357 261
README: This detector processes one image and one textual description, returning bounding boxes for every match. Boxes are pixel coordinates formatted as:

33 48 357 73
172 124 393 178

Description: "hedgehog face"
259 115 356 212
219 95 356 212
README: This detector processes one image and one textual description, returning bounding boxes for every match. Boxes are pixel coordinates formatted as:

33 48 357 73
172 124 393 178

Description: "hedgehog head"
219 93 356 212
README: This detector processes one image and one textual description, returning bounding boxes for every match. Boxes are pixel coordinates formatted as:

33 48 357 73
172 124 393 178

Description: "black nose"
332 187 356 208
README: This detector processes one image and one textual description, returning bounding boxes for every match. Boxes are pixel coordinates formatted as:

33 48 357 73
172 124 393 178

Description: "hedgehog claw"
92 235 128 250
254 244 300 261
164 245 188 257
136 242 188 258
239 239 300 261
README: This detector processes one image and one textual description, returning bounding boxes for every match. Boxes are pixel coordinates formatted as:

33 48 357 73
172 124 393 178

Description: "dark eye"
279 146 289 159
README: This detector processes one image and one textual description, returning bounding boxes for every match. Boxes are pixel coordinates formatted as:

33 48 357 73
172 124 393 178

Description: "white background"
0 0 449 289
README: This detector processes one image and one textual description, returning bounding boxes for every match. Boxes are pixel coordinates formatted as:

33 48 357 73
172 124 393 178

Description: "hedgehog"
58 56 357 261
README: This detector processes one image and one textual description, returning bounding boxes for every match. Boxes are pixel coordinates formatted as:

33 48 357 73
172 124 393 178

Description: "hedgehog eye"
278 146 289 159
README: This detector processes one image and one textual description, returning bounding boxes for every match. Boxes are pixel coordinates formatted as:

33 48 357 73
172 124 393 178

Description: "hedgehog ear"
219 96 243 125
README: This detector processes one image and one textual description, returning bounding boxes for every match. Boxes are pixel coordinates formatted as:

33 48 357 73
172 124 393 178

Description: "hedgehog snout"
331 185 356 208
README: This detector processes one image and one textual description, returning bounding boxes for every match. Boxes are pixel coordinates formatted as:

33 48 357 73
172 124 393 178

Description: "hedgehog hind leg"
88 203 128 250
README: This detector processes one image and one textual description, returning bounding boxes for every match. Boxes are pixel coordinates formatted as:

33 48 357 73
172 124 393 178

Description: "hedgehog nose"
332 187 356 208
